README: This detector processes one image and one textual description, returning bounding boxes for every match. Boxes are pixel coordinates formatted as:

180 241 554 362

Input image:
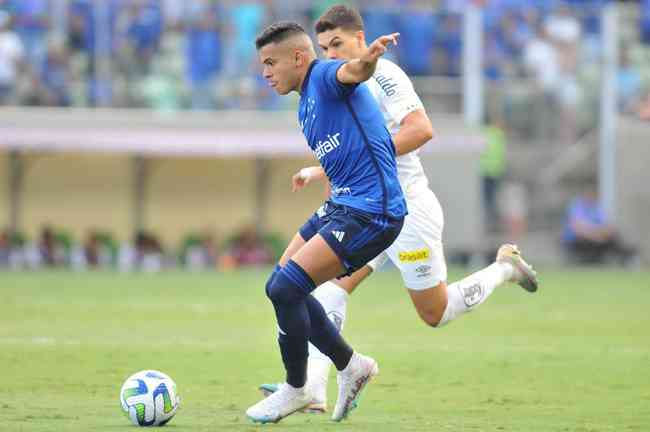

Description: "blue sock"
266 260 316 387
305 295 353 371
266 260 354 383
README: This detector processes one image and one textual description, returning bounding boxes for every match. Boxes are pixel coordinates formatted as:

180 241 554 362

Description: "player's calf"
408 281 449 327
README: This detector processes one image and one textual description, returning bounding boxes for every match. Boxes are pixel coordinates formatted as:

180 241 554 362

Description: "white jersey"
365 59 447 289
366 58 429 194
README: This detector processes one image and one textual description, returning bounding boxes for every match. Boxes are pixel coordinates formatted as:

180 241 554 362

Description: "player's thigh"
386 188 447 291
333 264 374 295
407 282 448 326
291 233 346 286
309 204 403 288
333 249 388 294
280 203 329 266
278 232 306 267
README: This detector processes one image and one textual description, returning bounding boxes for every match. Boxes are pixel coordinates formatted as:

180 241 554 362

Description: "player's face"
317 28 365 61
258 43 300 95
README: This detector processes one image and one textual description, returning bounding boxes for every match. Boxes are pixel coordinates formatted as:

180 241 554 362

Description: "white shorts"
368 185 447 290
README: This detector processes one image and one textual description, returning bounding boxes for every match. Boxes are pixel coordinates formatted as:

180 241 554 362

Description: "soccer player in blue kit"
246 22 405 423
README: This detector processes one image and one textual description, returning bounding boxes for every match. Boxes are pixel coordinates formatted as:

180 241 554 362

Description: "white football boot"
246 383 312 424
331 352 379 422
496 244 539 292
258 382 327 413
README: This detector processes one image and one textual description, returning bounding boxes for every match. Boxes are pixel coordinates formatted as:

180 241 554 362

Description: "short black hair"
315 4 364 34
255 21 307 50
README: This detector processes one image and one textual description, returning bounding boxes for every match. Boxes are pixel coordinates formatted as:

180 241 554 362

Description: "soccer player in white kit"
260 5 539 413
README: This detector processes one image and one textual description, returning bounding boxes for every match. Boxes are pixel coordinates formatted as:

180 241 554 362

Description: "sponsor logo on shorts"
415 265 432 278
399 248 430 262
458 282 484 307
332 230 345 242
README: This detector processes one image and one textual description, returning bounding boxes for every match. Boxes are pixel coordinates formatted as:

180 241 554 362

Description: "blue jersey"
298 60 406 218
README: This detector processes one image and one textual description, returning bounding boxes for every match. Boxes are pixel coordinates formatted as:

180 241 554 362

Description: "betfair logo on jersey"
398 248 430 262
314 132 342 160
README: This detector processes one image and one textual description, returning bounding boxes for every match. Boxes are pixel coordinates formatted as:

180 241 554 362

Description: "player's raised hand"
291 171 310 192
291 166 325 192
362 33 399 63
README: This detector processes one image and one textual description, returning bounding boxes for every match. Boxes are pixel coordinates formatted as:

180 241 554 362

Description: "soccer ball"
120 370 180 427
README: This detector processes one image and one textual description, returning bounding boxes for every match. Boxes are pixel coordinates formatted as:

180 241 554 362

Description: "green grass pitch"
1 268 649 431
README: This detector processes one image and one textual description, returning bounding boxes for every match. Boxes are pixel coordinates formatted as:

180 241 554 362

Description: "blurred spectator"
224 0 265 78
546 4 581 145
637 92 650 121
0 228 9 267
118 230 164 272
23 40 71 106
68 0 120 106
497 11 529 60
524 22 559 95
480 115 507 232
184 1 223 110
483 32 507 83
84 232 102 268
222 225 273 268
1 228 30 269
359 0 396 43
562 189 638 266
41 41 71 106
183 230 219 270
617 46 642 114
433 13 462 77
641 0 650 44
396 3 436 76
12 0 48 67
116 0 162 77
0 9 24 104
545 4 581 47
499 181 528 242
523 21 558 138
74 230 114 269
135 230 165 272
38 225 66 267
66 3 87 55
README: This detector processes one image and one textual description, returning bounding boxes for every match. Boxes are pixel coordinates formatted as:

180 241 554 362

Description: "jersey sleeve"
312 60 358 99
375 62 424 126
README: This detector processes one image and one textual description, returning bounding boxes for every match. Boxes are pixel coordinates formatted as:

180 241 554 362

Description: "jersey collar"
301 60 319 94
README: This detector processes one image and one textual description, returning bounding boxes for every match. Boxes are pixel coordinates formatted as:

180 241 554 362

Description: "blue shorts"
299 201 405 277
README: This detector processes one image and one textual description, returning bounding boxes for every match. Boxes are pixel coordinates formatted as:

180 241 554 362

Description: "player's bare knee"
419 308 444 327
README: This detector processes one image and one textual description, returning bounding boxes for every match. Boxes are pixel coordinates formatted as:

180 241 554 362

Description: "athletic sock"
306 281 349 395
266 260 315 387
305 295 353 371
266 261 353 387
438 262 514 327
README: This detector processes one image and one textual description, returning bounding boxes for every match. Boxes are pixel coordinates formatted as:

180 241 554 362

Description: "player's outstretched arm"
291 166 326 192
336 33 399 85
393 110 435 156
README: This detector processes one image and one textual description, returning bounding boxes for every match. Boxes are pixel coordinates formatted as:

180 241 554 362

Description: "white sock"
437 262 514 327
306 281 348 400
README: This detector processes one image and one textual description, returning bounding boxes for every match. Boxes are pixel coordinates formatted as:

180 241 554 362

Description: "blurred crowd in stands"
0 224 280 271
0 0 648 118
